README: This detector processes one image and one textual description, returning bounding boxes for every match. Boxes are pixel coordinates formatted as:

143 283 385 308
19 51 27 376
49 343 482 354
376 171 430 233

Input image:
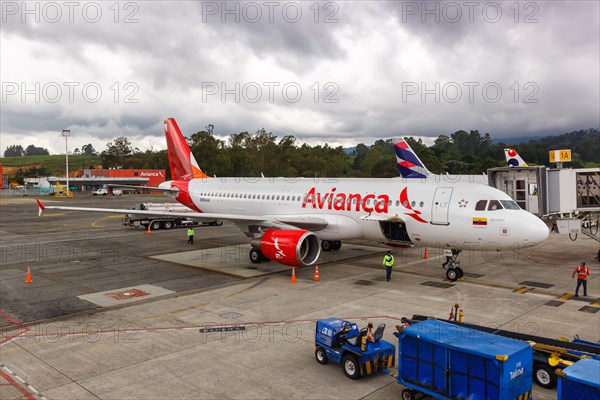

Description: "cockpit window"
500 200 520 210
475 200 487 211
487 200 503 211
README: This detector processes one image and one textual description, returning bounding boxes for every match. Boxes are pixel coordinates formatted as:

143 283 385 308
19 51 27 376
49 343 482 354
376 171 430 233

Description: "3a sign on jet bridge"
549 149 571 163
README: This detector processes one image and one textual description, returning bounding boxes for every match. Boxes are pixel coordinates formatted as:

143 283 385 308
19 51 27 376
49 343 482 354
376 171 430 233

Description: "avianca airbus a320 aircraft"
37 118 549 281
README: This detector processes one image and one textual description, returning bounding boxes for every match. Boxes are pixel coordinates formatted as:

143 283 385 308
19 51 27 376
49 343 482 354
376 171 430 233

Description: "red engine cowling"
252 229 320 267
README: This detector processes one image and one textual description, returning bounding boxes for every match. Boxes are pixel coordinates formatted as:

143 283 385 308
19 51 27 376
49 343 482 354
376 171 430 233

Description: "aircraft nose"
525 213 549 244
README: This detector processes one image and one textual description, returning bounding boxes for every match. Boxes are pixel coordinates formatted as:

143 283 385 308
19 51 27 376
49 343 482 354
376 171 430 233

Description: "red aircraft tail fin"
164 118 208 180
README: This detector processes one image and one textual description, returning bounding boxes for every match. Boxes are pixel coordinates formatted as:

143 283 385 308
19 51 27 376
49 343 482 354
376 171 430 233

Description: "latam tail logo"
504 148 528 167
400 187 428 223
395 139 430 179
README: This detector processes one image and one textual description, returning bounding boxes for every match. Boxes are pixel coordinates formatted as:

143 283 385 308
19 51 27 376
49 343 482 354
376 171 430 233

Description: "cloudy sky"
1 1 599 154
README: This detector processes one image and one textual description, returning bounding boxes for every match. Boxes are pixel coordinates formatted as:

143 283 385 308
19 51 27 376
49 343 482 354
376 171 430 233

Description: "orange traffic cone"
147 224 151 235
25 266 32 283
313 265 320 282
291 267 297 284
449 307 454 321
366 322 374 342
423 247 428 259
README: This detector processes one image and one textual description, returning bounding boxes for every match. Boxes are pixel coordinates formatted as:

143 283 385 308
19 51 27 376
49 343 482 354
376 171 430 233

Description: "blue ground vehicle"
557 358 600 400
315 318 395 380
396 320 533 400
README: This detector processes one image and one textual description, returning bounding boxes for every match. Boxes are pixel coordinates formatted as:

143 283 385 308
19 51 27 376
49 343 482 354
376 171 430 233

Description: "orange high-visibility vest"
574 266 590 280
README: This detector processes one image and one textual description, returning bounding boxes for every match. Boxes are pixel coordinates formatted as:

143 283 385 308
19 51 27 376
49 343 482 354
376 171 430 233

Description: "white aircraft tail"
504 148 528 167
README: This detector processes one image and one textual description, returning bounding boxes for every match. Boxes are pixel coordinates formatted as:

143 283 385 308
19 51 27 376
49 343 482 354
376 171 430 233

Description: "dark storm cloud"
1 1 598 152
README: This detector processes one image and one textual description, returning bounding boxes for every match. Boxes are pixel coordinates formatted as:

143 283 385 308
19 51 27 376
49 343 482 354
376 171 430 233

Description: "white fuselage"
163 177 549 251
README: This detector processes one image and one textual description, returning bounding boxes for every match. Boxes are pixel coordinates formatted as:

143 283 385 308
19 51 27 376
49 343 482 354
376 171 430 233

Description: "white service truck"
93 188 122 196
122 203 222 230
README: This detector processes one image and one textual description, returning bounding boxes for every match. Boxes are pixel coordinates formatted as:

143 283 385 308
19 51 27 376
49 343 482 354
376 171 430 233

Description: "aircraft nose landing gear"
442 249 463 281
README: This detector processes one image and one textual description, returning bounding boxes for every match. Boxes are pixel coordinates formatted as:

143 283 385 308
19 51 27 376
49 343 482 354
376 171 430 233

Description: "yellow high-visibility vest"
383 255 394 267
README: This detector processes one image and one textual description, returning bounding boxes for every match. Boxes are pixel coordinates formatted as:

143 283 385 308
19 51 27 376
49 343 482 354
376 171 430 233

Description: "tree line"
3 143 98 157
4 128 598 179
100 127 599 179
4 144 50 157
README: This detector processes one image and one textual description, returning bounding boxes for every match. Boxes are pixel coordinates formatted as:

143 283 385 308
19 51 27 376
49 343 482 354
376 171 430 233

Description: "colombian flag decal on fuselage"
472 217 488 226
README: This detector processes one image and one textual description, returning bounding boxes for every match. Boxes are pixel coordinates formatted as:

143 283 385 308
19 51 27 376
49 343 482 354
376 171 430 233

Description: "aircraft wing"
105 184 178 193
36 200 328 230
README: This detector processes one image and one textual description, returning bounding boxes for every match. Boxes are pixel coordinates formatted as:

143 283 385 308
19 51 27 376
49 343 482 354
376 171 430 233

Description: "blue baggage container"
557 358 600 400
398 320 533 400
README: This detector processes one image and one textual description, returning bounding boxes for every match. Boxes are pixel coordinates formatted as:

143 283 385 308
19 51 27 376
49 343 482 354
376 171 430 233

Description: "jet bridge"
487 166 547 215
487 166 600 242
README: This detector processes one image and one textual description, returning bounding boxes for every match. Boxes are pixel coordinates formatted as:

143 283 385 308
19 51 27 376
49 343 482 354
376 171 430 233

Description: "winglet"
394 138 431 179
36 199 45 216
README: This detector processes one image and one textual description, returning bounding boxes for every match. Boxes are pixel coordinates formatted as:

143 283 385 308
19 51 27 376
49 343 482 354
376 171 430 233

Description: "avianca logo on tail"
302 187 390 213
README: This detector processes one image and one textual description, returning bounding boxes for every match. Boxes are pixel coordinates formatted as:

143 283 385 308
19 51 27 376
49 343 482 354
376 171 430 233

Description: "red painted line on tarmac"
0 311 26 328
0 370 36 400
0 311 30 345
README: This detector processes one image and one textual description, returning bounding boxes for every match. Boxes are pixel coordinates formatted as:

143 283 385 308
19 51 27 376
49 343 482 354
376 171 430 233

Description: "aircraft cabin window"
287 195 290 201
395 200 400 207
411 201 415 207
403 200 408 207
475 200 487 210
419 201 424 207
488 200 503 211
277 195 280 200
389 200 392 207
262 195 265 199
500 200 520 210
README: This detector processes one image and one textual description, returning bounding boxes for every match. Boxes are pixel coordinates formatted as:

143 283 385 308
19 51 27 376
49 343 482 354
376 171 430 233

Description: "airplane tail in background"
504 148 528 167
394 138 432 179
164 118 208 180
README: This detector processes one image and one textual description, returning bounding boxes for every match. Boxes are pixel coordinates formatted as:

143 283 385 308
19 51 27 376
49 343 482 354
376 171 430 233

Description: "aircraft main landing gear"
442 249 463 282
249 248 271 263
321 241 342 252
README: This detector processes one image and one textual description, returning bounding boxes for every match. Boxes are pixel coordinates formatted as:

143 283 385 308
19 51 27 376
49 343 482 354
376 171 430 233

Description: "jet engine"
251 229 321 267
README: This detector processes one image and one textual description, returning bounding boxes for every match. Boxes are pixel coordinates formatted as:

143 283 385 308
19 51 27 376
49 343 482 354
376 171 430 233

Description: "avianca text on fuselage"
301 187 389 213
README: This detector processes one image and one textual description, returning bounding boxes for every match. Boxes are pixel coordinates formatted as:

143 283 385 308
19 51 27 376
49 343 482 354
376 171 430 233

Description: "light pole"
62 129 71 193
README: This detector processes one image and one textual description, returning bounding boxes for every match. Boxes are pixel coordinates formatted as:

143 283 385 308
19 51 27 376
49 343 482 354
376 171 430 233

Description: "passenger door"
431 187 453 225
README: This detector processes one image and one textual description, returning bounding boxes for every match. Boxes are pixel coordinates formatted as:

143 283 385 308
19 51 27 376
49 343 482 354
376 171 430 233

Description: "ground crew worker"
393 318 411 338
187 227 195 245
383 251 394 281
572 261 590 297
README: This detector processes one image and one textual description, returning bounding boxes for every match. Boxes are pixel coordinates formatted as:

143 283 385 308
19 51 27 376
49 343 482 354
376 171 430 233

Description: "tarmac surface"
0 195 598 399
